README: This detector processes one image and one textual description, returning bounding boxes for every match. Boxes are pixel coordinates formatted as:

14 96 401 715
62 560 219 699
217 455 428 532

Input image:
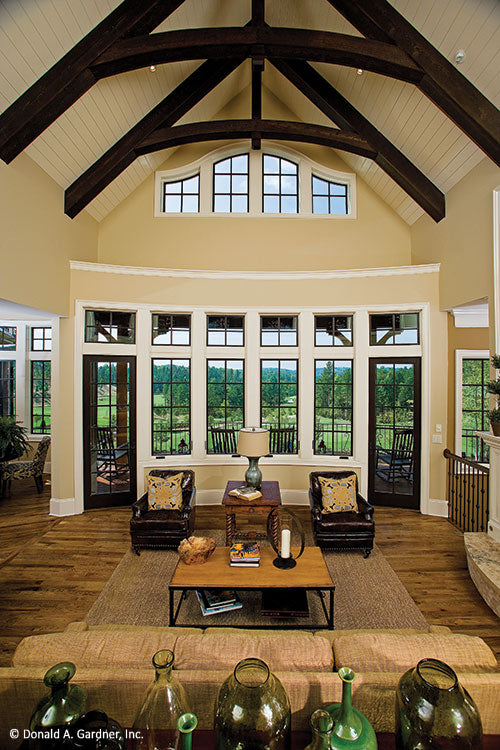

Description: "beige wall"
67 265 447 507
410 157 500 312
97 87 411 272
0 153 98 316
446 317 490 451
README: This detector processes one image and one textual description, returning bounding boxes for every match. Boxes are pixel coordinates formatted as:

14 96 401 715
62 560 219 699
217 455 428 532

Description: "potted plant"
0 416 30 463
487 354 500 437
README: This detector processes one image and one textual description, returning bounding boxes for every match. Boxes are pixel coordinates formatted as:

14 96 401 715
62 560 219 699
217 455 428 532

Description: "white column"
477 432 500 542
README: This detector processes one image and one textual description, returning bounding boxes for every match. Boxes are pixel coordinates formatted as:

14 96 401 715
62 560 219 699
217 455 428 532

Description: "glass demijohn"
29 661 87 732
215 657 291 750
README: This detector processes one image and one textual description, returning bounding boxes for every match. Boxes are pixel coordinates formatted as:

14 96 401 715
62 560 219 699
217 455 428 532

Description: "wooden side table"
222 480 281 546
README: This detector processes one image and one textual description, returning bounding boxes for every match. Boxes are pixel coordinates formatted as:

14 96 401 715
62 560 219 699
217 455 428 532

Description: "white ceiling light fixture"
454 49 466 65
356 68 363 75
149 65 157 72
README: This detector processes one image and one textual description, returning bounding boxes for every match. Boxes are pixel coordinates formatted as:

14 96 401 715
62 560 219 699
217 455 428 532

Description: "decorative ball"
178 535 216 564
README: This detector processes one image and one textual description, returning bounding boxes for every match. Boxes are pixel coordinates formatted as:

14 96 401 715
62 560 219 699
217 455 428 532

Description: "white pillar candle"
281 529 291 559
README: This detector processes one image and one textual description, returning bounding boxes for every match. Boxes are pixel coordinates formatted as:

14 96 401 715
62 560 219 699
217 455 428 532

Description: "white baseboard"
50 497 81 516
196 489 309 506
426 498 448 517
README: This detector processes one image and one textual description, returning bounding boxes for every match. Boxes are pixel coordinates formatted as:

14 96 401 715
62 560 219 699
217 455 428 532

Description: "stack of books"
196 589 242 616
228 485 262 501
230 542 261 567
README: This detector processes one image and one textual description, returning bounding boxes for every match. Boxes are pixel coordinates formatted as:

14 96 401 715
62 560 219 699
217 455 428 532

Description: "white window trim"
154 141 356 219
455 349 489 457
73 300 429 514
0 320 52 440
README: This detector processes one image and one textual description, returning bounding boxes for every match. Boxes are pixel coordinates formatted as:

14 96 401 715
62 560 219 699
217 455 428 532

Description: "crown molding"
70 260 440 281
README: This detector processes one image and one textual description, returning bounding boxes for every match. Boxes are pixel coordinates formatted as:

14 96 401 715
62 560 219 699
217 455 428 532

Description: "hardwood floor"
0 476 499 667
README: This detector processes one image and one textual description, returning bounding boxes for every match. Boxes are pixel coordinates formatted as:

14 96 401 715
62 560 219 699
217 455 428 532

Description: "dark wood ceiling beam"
328 0 500 166
136 119 377 159
252 0 265 26
90 27 422 83
252 59 264 150
272 58 445 222
0 0 186 163
64 58 244 219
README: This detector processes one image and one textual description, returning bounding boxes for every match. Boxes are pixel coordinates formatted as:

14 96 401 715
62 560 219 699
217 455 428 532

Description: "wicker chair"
1 436 50 497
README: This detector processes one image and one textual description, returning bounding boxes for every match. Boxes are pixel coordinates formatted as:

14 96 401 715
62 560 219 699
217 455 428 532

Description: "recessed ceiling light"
149 65 156 72
357 69 363 75
455 49 466 64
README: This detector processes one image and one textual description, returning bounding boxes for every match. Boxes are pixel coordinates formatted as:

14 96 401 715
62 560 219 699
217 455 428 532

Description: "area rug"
86 530 428 630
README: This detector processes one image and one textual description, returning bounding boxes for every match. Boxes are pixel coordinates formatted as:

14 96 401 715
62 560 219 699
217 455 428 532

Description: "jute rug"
86 530 428 630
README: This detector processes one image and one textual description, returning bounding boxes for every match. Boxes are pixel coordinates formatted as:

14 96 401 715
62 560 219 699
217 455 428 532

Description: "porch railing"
443 448 489 532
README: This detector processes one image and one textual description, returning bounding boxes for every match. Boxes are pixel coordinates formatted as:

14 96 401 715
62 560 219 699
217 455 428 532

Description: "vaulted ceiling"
0 0 499 225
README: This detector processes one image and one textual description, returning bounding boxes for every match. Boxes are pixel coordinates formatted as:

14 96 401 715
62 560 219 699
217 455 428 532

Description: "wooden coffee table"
169 546 335 629
222 480 281 546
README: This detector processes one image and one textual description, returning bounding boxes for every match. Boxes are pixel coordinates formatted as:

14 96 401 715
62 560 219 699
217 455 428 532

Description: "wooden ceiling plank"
0 0 186 163
64 58 244 218
271 58 445 223
327 0 500 166
90 27 422 83
136 119 377 158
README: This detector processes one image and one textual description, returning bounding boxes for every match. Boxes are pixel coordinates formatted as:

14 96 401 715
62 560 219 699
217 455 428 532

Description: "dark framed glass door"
83 355 136 509
368 357 421 509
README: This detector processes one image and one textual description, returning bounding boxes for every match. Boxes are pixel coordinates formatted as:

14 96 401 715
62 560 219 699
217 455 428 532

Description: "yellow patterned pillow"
147 473 184 510
319 475 357 514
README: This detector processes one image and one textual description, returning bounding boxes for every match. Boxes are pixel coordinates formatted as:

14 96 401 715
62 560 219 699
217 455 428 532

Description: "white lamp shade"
237 427 269 457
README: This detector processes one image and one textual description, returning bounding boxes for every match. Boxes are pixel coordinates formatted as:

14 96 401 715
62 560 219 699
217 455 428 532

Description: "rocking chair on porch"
375 428 414 483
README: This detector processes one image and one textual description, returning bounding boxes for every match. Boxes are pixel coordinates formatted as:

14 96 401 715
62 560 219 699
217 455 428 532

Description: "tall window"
261 316 298 346
370 313 419 345
314 360 353 455
31 327 52 351
315 315 353 346
0 326 16 350
261 360 298 454
207 360 244 453
163 174 199 213
207 316 244 346
152 359 191 454
152 314 190 345
461 358 489 461
0 361 15 416
213 154 249 213
262 155 298 214
31 361 51 434
312 176 348 215
85 311 136 344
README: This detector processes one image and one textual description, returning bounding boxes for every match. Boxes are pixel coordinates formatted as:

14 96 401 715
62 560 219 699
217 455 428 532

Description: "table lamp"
237 427 269 489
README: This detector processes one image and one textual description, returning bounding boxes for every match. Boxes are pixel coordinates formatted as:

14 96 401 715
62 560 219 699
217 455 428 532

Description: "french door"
368 357 421 509
83 355 136 509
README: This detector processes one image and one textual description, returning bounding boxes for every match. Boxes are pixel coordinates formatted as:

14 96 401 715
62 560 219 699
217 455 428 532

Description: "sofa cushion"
333 633 498 673
174 631 334 672
147 472 183 510
13 630 192 668
317 513 373 531
319 475 357 514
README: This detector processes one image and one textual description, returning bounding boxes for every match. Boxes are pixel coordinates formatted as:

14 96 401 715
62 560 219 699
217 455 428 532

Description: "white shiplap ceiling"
0 0 499 223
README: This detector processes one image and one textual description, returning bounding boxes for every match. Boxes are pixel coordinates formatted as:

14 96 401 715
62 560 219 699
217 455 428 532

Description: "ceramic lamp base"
244 456 262 489
272 556 296 569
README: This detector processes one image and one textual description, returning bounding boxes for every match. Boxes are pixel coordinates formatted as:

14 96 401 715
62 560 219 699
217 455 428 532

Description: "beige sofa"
1 622 499 747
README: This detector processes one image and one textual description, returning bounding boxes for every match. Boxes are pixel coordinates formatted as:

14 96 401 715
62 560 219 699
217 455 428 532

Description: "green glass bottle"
177 713 197 750
132 649 190 750
29 661 87 733
325 666 377 750
395 658 482 749
215 657 291 750
304 709 334 750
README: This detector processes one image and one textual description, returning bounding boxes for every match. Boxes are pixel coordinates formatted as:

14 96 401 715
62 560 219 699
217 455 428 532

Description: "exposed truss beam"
272 58 445 222
64 59 244 219
252 0 265 26
328 0 500 167
0 0 186 163
90 27 422 83
136 119 376 158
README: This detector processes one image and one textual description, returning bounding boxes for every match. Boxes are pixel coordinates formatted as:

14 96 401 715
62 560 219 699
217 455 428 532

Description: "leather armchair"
130 469 196 555
309 470 374 558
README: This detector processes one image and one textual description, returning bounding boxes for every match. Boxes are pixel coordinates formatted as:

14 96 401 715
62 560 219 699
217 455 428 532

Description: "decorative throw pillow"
319 475 357 514
147 473 184 510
